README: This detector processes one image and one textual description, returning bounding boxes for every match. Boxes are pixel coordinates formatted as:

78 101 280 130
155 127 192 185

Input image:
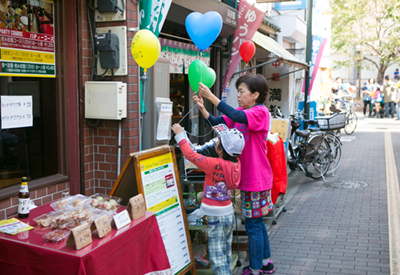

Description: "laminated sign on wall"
1 96 33 129
156 98 173 141
0 0 55 78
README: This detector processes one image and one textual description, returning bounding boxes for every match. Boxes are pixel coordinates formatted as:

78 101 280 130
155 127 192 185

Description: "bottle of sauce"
18 177 30 219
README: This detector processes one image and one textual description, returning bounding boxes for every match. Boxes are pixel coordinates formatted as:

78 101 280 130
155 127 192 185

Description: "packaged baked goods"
34 207 95 230
89 194 121 212
50 194 90 210
43 229 70 243
34 211 65 227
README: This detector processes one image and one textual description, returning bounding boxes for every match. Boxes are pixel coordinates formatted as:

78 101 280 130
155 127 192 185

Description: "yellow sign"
148 196 178 213
271 119 289 141
1 49 54 64
140 153 173 172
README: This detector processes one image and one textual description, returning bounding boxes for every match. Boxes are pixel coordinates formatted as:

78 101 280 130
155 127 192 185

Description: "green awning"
252 31 308 70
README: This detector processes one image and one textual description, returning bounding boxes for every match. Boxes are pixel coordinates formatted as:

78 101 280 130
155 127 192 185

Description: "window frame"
0 0 79 200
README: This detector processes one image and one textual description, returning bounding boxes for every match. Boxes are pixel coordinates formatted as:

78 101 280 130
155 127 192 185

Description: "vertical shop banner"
139 0 172 36
302 35 327 95
0 0 55 77
138 0 172 113
222 0 264 96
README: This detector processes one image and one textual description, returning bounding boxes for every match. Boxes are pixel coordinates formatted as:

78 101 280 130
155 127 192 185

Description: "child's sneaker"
261 260 275 274
241 266 261 275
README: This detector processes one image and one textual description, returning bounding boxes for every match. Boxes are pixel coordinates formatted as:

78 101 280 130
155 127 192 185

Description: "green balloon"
188 60 216 92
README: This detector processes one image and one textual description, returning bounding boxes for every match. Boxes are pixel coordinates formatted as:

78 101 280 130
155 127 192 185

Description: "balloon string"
200 51 203 85
178 104 197 125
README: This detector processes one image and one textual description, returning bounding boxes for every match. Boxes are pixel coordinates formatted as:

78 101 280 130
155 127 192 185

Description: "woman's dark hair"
217 139 239 163
235 74 268 104
385 75 390 81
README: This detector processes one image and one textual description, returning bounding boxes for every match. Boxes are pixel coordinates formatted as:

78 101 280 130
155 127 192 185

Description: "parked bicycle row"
270 106 346 181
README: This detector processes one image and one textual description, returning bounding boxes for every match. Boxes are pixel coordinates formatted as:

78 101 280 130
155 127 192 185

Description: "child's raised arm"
171 124 217 173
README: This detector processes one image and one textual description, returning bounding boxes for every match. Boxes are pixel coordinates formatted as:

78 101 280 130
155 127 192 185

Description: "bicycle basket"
316 112 346 130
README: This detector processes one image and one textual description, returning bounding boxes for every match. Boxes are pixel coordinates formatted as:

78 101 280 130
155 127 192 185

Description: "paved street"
233 112 400 275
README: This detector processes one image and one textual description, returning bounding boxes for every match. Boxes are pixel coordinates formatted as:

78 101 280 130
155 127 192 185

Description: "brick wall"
0 182 69 220
81 1 140 196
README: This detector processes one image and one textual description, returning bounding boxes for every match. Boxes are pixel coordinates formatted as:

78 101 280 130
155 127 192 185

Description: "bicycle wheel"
304 136 331 179
344 112 357 135
325 134 342 173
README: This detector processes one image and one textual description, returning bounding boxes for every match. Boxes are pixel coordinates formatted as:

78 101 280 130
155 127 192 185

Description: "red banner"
222 0 264 92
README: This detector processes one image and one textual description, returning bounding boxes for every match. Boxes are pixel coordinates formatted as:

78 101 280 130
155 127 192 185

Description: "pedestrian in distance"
382 75 396 118
373 86 384 118
394 81 400 120
331 77 342 108
362 80 372 117
394 68 399 81
193 74 276 275
171 123 245 275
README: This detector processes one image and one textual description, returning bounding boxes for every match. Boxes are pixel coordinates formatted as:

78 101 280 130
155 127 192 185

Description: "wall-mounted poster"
0 0 55 77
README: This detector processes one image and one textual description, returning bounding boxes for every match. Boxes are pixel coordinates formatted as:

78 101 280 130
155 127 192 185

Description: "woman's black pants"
364 101 372 116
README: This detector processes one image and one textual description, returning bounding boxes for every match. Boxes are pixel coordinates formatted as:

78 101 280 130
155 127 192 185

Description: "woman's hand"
192 93 205 109
198 83 213 100
198 82 221 107
171 124 183 135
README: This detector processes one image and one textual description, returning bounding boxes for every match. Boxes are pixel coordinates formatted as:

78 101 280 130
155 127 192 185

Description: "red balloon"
239 41 256 63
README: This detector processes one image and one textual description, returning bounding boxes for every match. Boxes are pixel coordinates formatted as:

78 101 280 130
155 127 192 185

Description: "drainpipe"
117 121 122 175
303 0 313 125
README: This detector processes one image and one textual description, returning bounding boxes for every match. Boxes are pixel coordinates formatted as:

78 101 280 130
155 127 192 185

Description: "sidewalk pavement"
232 126 391 274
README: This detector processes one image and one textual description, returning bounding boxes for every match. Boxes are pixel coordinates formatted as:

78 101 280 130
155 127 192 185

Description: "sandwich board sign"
110 145 196 275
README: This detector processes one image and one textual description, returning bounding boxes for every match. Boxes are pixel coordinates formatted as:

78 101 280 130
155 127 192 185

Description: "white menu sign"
140 152 191 274
1 96 33 129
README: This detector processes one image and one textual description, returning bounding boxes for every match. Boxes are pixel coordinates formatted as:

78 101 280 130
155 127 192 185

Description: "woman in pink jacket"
194 74 275 274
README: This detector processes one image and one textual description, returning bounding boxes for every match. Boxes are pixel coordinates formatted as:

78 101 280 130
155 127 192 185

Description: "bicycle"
314 112 346 174
341 97 359 135
286 113 331 180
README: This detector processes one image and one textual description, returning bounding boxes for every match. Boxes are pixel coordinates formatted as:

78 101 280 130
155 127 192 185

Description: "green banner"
139 0 172 36
138 0 172 113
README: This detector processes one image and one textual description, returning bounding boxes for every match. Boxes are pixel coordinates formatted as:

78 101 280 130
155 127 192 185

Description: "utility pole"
303 0 313 120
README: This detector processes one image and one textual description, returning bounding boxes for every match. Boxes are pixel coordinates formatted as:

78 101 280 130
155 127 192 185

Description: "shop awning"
252 31 308 70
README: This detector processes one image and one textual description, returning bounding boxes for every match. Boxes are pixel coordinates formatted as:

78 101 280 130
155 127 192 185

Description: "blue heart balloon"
185 11 223 51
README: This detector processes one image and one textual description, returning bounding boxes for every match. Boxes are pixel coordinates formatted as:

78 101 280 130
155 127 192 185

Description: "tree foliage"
330 0 400 82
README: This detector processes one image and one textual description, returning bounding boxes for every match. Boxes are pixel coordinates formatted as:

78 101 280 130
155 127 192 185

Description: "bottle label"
18 198 30 214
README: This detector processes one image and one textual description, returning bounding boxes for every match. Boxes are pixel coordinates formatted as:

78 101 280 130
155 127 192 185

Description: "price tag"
93 214 111 238
66 222 93 250
113 209 131 230
127 194 146 220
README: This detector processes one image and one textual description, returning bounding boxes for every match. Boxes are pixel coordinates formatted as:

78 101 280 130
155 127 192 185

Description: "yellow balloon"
131 29 161 72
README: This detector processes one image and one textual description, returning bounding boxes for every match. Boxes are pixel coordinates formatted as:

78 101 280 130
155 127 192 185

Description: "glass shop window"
0 77 58 189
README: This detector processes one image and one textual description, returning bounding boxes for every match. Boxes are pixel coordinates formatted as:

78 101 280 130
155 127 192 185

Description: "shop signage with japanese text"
222 0 264 94
0 0 55 77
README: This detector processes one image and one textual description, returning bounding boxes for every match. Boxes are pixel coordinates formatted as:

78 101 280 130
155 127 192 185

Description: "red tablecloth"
0 203 171 275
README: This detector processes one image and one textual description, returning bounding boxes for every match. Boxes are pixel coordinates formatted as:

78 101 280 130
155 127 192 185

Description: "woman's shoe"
241 266 261 275
261 260 276 274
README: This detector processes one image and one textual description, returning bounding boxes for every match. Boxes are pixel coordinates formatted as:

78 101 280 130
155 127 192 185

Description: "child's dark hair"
217 138 239 163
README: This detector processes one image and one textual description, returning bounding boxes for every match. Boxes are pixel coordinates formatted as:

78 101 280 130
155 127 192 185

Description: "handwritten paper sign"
1 96 33 129
93 215 111 238
113 209 131 230
66 223 93 250
127 194 146 220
